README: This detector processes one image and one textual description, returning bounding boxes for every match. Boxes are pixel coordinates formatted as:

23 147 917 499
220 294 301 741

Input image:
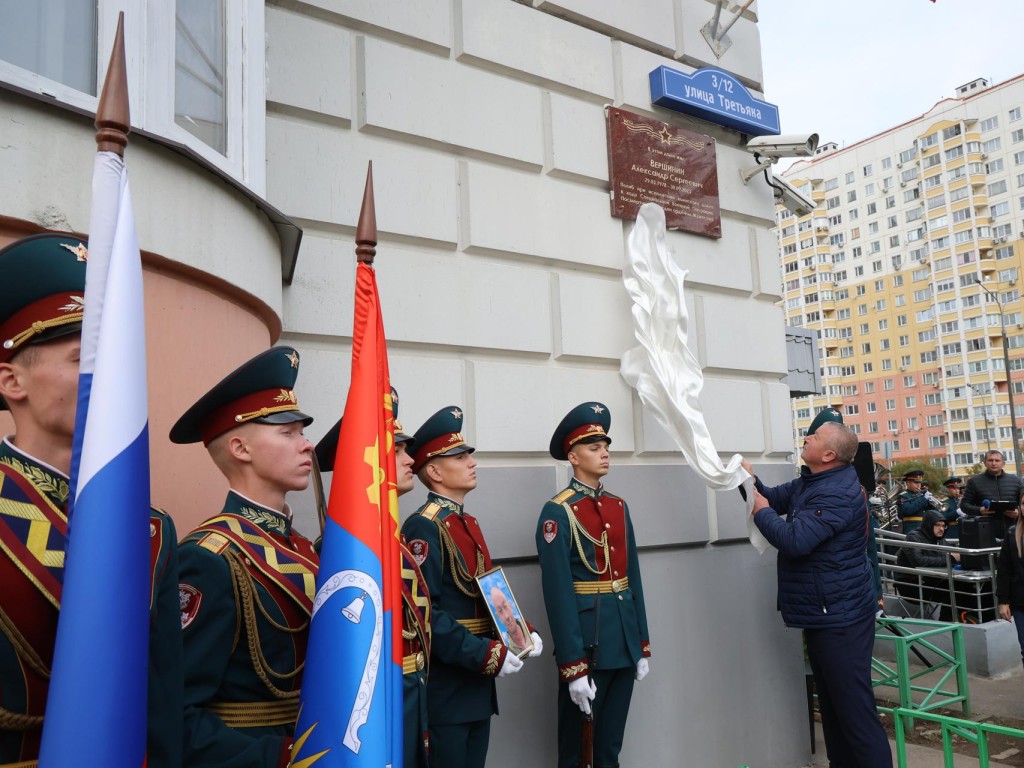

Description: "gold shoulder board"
198 532 231 555
421 502 442 521
551 488 575 505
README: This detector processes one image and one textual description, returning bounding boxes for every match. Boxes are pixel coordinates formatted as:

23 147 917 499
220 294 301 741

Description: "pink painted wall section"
0 226 275 538
144 267 272 534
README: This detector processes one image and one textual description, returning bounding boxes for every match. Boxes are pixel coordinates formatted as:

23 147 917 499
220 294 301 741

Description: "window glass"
0 0 97 94
176 0 227 153
0 0 263 190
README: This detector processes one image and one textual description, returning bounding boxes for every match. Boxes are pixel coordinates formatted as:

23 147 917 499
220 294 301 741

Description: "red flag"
293 257 404 765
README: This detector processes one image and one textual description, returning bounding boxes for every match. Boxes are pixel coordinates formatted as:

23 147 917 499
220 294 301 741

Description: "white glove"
635 658 649 682
568 676 597 715
527 631 544 658
497 652 523 678
924 491 938 503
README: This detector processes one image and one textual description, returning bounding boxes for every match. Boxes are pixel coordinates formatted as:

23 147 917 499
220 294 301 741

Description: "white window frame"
0 0 265 193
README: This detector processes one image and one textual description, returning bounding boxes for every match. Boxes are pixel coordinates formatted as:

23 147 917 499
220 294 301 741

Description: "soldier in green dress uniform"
313 388 433 767
897 470 931 534
400 406 541 768
942 477 964 532
0 233 182 767
172 346 318 768
536 402 650 768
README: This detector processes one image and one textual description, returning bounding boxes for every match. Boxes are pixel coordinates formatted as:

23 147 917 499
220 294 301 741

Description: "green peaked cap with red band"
549 402 612 461
410 405 474 473
0 232 88 367
169 346 313 445
0 233 88 412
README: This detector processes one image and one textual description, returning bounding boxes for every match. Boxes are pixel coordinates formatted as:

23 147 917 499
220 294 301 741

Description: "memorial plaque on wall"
606 107 721 238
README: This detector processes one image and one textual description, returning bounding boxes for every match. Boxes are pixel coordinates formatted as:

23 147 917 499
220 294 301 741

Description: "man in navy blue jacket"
742 422 891 768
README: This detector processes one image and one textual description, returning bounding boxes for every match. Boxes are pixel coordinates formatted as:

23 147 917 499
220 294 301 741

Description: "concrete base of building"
876 597 1021 677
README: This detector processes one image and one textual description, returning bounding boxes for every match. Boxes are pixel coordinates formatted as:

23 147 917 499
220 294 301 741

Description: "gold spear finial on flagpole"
355 162 377 264
95 12 131 157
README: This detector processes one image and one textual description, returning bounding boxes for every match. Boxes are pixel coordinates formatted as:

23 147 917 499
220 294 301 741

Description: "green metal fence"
877 617 1024 767
893 708 1024 768
873 617 971 721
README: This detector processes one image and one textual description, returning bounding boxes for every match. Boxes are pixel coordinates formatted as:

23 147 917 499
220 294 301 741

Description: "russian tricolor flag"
38 148 151 766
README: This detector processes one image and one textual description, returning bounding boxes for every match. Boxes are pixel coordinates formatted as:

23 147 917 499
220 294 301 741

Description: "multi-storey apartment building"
781 75 1024 473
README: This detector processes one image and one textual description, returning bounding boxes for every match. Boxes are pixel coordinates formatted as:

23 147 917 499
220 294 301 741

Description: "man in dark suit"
961 450 1024 539
744 421 891 767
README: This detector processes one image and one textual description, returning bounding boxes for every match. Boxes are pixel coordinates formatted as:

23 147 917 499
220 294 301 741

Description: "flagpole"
355 162 377 264
354 162 402 765
67 16 129 491
95 13 130 158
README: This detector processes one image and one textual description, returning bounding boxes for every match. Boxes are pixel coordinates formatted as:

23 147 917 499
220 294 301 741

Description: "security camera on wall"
745 133 819 159
739 132 822 216
740 132 820 185
769 176 816 218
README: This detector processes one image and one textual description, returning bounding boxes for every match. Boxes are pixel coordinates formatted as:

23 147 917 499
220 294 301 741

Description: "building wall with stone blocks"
267 1 806 765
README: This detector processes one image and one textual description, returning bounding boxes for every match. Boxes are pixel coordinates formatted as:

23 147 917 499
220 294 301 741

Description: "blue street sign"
649 66 780 136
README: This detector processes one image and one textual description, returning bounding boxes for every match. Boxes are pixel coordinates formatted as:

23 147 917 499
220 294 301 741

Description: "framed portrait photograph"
476 566 534 659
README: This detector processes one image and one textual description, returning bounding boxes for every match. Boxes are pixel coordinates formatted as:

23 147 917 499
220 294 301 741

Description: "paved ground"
802 665 1023 767
805 722 1019 768
967 665 1022 723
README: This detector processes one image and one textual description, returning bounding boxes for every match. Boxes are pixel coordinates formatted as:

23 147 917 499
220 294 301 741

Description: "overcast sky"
758 1 1024 149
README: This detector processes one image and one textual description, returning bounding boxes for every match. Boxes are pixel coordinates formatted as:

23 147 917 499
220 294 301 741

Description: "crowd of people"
881 449 1024 667
889 452 1022 539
